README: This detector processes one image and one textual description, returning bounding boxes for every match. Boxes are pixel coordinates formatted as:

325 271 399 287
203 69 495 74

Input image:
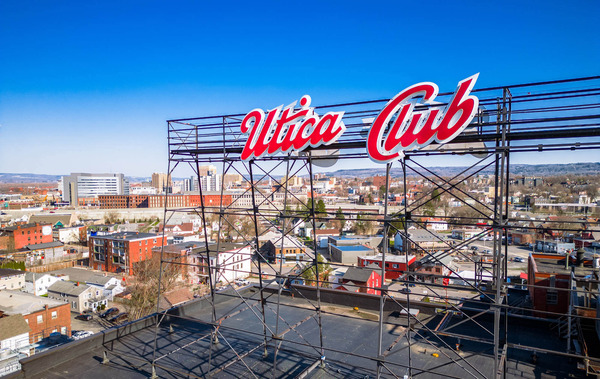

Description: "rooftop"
14 287 586 378
0 290 67 315
47 267 120 284
24 241 64 250
342 266 378 282
0 314 30 341
360 253 416 263
333 245 374 252
531 253 594 277
48 281 91 296
91 231 161 241
0 222 50 232
0 268 25 278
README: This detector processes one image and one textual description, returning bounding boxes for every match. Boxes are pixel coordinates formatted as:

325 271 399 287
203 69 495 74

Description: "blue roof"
335 245 373 252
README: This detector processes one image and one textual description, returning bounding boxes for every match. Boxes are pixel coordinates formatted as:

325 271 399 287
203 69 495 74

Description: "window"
547 290 558 305
51 311 57 319
37 315 43 324
392 264 399 269
61 327 67 335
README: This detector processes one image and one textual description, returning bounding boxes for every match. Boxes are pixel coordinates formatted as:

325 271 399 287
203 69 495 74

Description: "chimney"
577 248 585 268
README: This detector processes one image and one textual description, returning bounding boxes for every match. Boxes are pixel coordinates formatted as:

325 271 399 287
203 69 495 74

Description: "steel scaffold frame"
151 76 600 378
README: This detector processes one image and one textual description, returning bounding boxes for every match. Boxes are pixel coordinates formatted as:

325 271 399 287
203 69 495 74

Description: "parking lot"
69 302 124 335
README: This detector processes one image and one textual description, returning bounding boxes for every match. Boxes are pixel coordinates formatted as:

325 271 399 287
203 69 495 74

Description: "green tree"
334 207 346 235
316 200 327 217
387 213 405 237
300 254 331 286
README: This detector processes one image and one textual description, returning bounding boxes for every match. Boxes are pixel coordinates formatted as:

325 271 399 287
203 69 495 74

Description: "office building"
60 173 129 205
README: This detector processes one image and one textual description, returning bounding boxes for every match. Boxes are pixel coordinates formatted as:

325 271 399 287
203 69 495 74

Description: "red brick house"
89 232 167 274
527 252 593 318
0 290 71 343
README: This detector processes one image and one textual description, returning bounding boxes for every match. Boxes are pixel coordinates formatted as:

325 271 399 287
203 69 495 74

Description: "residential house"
186 242 252 286
158 288 195 311
53 225 85 244
339 266 381 295
394 229 448 254
0 314 31 376
23 272 62 296
47 281 107 313
0 290 71 343
258 231 309 263
422 218 449 232
358 254 416 280
0 269 25 290
413 254 456 284
527 251 593 317
48 267 124 301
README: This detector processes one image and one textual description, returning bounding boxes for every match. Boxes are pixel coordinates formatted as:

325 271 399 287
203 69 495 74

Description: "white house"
0 315 30 376
0 269 25 291
53 226 84 244
85 274 125 301
187 243 252 286
47 281 107 313
23 272 62 296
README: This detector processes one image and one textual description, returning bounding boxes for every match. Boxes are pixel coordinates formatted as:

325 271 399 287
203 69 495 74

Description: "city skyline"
1 1 599 176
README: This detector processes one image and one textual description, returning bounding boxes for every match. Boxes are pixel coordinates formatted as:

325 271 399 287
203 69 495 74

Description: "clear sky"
1 1 598 177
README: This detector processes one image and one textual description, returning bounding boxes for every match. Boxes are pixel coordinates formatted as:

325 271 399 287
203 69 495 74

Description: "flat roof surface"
0 290 67 315
20 287 586 378
334 245 373 251
91 231 160 241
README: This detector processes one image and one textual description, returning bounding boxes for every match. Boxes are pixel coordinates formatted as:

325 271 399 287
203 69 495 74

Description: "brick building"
89 232 167 274
98 194 232 209
527 252 593 318
0 290 71 342
0 223 53 251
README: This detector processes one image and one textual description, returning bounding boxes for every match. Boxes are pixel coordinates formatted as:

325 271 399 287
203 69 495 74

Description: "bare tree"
125 254 180 320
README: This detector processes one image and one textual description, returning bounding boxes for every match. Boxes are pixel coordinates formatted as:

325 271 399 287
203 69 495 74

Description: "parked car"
76 314 93 321
235 279 250 286
399 287 411 294
100 307 119 319
513 256 525 263
108 312 129 324
471 246 478 251
72 331 94 340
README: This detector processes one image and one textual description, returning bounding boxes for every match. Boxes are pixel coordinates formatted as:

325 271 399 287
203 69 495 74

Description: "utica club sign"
240 74 479 164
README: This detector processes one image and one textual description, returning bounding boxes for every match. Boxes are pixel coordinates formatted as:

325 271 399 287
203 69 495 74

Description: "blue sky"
1 1 598 177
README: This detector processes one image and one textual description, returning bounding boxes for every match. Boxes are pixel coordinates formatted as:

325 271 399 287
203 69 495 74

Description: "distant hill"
1 162 598 184
0 173 61 183
331 162 600 178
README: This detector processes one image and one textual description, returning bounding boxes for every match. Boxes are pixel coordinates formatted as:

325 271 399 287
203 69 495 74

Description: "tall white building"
60 173 129 204
183 173 222 193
